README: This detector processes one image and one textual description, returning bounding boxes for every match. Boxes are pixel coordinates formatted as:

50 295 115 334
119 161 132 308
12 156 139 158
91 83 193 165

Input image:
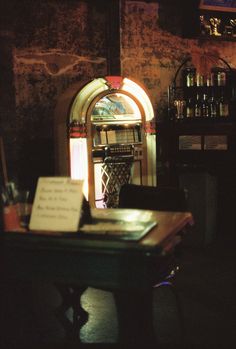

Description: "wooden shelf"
197 35 236 42
158 118 236 128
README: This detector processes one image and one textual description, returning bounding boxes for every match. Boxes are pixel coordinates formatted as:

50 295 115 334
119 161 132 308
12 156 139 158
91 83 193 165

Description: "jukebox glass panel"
91 93 141 121
91 92 144 208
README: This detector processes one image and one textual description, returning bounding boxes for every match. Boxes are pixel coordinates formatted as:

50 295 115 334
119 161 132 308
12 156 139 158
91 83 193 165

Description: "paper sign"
204 135 228 150
29 177 84 232
179 135 202 150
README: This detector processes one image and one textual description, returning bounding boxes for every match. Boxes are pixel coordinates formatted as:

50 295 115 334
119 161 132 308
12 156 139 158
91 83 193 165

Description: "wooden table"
0 208 193 347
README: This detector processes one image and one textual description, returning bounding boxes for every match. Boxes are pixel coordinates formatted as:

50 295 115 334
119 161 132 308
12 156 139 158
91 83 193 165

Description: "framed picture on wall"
199 0 236 12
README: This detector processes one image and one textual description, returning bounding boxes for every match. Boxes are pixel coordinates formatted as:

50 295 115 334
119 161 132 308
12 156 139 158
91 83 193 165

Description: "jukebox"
56 76 156 208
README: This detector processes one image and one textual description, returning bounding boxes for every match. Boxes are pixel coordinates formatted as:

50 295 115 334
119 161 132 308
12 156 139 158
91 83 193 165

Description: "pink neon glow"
69 138 88 199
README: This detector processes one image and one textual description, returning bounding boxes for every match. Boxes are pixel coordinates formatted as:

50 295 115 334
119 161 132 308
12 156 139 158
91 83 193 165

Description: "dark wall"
0 0 109 194
158 0 200 38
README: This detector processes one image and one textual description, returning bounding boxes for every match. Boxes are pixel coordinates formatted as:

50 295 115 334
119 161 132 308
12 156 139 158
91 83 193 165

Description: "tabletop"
0 208 194 290
2 208 194 250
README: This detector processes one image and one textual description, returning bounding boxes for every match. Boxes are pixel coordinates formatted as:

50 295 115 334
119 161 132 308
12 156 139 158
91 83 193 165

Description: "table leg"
114 288 157 347
55 284 88 340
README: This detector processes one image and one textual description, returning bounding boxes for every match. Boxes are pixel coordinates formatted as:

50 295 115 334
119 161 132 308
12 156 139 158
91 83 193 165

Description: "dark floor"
24 230 234 349
78 232 236 349
1 230 235 349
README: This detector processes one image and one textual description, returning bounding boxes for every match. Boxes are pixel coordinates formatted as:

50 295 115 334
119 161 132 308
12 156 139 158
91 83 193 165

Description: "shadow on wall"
158 0 200 38
18 138 55 198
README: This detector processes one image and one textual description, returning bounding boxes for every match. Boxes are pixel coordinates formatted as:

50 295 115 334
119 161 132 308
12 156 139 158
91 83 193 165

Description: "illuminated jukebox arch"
55 76 156 208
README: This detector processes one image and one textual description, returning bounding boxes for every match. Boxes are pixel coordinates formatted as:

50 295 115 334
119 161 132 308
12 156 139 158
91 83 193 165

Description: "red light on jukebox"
145 120 156 135
105 76 123 89
69 121 87 138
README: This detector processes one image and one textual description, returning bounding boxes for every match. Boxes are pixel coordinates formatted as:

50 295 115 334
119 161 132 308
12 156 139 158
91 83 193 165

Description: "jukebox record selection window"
112 129 135 143
93 127 141 145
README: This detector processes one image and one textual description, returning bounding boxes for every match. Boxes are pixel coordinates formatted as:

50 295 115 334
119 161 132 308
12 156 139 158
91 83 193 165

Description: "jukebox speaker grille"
101 157 133 208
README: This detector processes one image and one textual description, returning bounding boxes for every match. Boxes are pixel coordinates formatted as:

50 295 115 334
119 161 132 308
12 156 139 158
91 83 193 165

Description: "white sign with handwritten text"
29 177 84 232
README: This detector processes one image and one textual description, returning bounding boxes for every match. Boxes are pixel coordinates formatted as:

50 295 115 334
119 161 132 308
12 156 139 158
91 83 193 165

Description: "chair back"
118 184 188 212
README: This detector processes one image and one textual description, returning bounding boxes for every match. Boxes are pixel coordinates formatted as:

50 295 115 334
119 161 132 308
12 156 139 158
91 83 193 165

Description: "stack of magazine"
79 218 157 241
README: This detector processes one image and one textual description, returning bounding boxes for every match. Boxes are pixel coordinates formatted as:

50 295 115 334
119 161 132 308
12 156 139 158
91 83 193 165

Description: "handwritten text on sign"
29 177 84 232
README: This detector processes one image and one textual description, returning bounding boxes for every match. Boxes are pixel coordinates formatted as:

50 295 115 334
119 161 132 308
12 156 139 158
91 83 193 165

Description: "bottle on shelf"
208 92 218 118
186 97 194 118
174 99 186 120
219 90 229 118
211 67 227 87
196 73 204 87
183 67 196 87
194 94 202 117
217 69 227 87
201 94 210 117
206 73 214 87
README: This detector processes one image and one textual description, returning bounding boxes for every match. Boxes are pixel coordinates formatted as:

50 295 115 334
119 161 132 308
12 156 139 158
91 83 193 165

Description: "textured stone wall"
1 0 108 191
121 1 236 120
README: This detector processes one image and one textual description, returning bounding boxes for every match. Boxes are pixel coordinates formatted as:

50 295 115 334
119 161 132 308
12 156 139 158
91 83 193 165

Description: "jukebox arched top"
69 76 154 125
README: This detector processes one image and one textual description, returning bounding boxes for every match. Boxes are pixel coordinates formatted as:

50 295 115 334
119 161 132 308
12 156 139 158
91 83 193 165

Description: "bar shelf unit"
167 55 236 123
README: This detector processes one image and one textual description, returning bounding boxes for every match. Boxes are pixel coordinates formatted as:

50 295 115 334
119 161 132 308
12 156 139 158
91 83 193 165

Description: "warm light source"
70 78 108 123
122 78 156 186
94 163 104 208
69 138 88 200
122 78 154 121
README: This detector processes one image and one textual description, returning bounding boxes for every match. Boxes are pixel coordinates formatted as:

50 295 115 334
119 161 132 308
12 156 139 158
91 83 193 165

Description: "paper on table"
80 220 157 240
29 177 84 232
81 222 145 233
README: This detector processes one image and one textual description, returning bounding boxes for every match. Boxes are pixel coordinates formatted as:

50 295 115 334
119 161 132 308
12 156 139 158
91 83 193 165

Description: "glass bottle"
196 73 204 87
201 94 210 118
208 92 218 118
206 73 214 87
194 94 202 117
217 70 226 87
186 97 194 118
219 91 229 118
211 67 227 87
183 67 196 87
